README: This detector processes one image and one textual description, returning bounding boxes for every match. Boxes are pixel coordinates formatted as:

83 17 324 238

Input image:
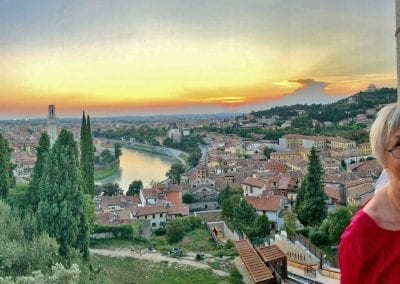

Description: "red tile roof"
244 195 282 212
324 185 341 201
167 204 189 216
141 187 164 200
242 177 265 188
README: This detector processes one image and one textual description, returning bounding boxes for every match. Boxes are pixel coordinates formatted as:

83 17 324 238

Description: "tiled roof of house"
141 187 164 200
324 185 341 201
347 183 374 198
131 204 167 216
349 160 382 173
98 195 141 209
167 204 189 216
244 195 282 212
242 177 265 188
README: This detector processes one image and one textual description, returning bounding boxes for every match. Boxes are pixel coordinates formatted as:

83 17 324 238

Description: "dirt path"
90 248 229 277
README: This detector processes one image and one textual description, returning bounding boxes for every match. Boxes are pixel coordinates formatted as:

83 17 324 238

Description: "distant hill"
252 88 397 123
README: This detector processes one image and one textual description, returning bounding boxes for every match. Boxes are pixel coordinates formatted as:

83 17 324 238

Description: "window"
205 204 208 209
250 188 253 194
152 223 156 227
145 216 147 219
153 214 155 219
160 213 163 218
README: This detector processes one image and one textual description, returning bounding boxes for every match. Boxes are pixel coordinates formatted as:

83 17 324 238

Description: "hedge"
93 224 135 239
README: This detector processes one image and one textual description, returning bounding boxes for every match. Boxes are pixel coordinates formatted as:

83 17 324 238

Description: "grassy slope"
91 255 230 284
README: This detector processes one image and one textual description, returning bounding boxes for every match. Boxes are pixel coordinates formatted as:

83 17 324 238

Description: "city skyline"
0 0 396 118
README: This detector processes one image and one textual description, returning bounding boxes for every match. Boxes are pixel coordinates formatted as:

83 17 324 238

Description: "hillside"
252 88 397 123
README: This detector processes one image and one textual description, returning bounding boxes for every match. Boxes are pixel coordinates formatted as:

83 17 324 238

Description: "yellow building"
358 142 372 156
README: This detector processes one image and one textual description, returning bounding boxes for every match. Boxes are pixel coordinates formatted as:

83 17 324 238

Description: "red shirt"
339 209 400 283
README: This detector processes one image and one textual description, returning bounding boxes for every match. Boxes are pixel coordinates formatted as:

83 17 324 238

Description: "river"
97 147 175 192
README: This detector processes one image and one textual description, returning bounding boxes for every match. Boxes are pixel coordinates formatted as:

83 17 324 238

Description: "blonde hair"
370 103 400 167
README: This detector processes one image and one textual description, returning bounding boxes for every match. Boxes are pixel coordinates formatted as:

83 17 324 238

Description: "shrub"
93 224 134 239
225 239 234 249
154 227 166 236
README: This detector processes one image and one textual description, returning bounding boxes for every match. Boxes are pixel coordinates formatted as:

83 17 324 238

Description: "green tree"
37 129 90 260
126 180 142 196
187 150 202 167
263 146 276 159
0 133 11 199
327 206 355 244
254 214 271 237
233 199 256 230
295 147 327 227
80 112 95 196
29 133 50 212
166 219 185 244
0 200 59 277
115 143 122 158
282 211 297 237
341 160 347 170
182 192 195 204
97 183 123 196
0 263 81 283
166 163 185 184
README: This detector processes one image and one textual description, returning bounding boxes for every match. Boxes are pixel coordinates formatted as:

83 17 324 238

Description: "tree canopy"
29 132 50 212
80 112 95 196
295 147 327 227
166 163 185 184
126 180 142 196
0 133 11 199
37 129 90 260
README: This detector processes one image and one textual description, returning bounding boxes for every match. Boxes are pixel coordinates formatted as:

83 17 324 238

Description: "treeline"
253 88 396 123
0 112 102 282
201 123 369 144
93 125 166 145
163 135 204 168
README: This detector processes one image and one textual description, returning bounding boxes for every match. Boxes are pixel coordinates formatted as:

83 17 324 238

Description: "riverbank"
94 160 120 180
106 139 189 166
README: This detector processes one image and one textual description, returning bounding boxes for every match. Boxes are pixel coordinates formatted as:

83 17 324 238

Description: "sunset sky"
0 0 396 118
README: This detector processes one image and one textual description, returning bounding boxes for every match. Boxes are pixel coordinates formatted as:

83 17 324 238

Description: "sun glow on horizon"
0 1 396 118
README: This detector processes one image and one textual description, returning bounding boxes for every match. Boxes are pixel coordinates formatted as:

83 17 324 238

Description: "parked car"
169 248 183 257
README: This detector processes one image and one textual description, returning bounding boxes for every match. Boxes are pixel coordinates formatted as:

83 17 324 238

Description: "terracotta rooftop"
167 204 189 216
244 195 282 212
347 183 374 198
324 185 341 201
131 204 167 216
349 160 382 173
141 187 164 200
242 177 265 188
234 240 274 283
257 244 287 263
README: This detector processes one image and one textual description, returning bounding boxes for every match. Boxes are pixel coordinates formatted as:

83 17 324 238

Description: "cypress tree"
86 115 95 195
0 133 11 199
80 112 95 196
29 133 50 212
295 146 327 227
37 129 89 260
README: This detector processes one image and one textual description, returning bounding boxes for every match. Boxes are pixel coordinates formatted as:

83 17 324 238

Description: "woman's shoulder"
339 209 385 252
